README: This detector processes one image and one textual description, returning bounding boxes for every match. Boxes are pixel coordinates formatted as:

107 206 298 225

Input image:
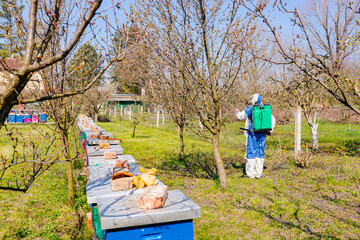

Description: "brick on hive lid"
139 185 168 209
110 177 132 191
115 160 129 170
99 135 109 140
104 151 117 159
90 134 99 139
99 142 110 149
110 171 134 191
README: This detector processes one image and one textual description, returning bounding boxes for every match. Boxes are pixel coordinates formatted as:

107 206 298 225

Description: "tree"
136 0 257 188
0 1 143 193
242 0 360 115
37 29 88 204
68 42 102 87
31 10 137 203
271 66 325 150
82 86 110 122
147 63 191 161
68 42 109 123
0 125 70 192
129 104 149 138
0 0 140 129
0 0 23 57
110 27 150 95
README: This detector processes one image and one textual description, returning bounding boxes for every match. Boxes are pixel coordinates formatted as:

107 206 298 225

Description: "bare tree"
0 125 75 192
0 0 141 128
271 66 325 150
147 63 191 161
129 104 149 138
242 0 360 115
135 0 257 188
83 86 110 123
0 1 143 193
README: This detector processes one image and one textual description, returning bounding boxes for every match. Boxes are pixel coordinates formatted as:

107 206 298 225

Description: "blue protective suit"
243 104 267 159
235 94 274 178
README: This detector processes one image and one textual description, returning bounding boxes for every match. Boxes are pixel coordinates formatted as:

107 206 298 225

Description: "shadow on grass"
159 151 218 180
237 187 344 239
223 154 246 175
243 204 340 240
134 135 151 139
343 140 360 156
159 151 248 179
319 139 360 157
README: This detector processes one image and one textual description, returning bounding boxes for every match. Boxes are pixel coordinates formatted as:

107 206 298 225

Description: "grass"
1 119 360 239
0 124 92 239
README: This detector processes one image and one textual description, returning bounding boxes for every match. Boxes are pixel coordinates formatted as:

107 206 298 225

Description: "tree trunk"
179 124 185 161
305 111 319 151
132 125 136 138
310 124 318 150
294 106 302 157
94 112 98 123
212 132 228 188
60 129 75 204
0 75 30 129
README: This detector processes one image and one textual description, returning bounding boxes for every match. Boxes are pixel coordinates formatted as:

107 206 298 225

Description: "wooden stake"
162 110 165 124
156 107 160 128
295 106 302 157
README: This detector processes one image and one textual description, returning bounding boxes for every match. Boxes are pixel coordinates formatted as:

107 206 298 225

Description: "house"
0 58 45 113
104 94 143 112
0 58 44 95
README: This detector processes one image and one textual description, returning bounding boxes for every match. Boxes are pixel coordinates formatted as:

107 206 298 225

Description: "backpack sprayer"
240 104 272 133
240 104 277 157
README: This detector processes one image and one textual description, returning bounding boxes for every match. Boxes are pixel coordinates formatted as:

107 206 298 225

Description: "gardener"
235 94 275 179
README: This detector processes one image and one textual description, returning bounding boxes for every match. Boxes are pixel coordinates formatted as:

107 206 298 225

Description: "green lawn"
0 119 359 239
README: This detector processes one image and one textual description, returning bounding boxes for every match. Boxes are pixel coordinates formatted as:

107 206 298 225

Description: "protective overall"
235 94 275 178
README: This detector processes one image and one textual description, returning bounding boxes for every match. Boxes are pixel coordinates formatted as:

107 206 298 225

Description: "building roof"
107 94 142 102
0 58 23 70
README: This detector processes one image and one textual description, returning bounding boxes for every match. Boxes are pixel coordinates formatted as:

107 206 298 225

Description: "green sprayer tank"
252 104 272 132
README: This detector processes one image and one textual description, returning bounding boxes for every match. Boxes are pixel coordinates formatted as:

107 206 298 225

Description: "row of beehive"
77 115 200 240
7 110 47 123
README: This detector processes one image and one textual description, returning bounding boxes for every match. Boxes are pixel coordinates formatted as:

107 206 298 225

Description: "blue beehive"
39 113 47 123
8 114 16 123
16 114 24 123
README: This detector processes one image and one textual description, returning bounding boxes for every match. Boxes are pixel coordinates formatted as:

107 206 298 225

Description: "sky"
266 0 308 36
91 0 310 42
84 0 310 79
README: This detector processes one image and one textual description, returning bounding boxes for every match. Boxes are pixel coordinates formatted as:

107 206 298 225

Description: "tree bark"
295 106 302 157
310 124 319 150
60 129 75 205
179 123 185 161
305 111 319 151
212 132 227 188
0 74 30 129
94 112 98 123
132 125 136 138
